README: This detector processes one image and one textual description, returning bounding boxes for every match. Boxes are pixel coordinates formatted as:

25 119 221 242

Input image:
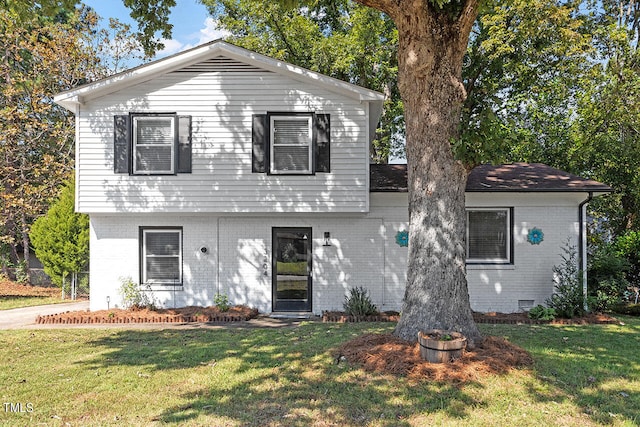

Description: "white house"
54 40 611 314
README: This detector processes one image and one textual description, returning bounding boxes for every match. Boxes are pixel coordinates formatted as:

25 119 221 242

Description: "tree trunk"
357 0 481 342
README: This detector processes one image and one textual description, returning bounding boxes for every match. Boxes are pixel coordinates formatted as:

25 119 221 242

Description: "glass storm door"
272 228 312 312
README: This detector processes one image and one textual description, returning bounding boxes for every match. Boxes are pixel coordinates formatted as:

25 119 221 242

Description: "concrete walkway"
0 301 311 330
0 301 89 330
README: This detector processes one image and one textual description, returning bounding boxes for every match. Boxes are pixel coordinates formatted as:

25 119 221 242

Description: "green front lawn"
0 295 66 311
0 319 638 426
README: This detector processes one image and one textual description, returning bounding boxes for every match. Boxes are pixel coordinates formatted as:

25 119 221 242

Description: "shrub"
546 241 585 318
528 305 556 321
118 276 157 310
30 179 89 287
343 286 378 316
615 230 640 286
214 293 230 312
588 244 630 311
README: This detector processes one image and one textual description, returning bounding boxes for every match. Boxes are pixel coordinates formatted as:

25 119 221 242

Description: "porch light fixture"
323 232 331 246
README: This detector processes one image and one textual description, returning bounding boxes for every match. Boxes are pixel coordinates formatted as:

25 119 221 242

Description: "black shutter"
177 115 192 173
114 115 131 174
314 113 330 173
252 114 268 173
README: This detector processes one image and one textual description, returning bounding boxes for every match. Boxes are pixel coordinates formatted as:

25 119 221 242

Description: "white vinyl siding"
466 208 511 264
270 116 312 174
133 116 175 174
142 228 182 284
75 57 370 213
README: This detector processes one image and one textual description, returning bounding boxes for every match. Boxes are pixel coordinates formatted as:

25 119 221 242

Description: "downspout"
578 192 594 311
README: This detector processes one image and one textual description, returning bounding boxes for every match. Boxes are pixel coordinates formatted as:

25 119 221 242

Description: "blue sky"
83 0 230 61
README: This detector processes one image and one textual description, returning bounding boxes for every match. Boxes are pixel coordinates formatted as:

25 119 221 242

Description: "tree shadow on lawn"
482 319 640 425
81 323 487 426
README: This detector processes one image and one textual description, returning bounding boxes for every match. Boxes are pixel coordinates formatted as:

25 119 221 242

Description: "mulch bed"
36 305 259 324
323 310 619 325
336 333 534 384
0 279 59 298
322 311 400 323
472 311 620 325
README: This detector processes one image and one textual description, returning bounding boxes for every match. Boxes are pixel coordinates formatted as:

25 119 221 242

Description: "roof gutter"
578 191 594 311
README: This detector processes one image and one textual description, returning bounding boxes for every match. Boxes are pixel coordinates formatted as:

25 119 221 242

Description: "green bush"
30 179 89 287
343 286 378 316
546 241 585 318
588 244 630 311
214 293 230 312
528 305 556 321
118 277 157 310
615 230 640 286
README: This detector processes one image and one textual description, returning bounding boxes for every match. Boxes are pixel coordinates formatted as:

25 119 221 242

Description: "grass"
0 319 638 426
0 295 67 310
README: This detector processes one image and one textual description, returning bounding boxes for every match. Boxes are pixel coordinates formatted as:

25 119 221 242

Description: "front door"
272 227 312 312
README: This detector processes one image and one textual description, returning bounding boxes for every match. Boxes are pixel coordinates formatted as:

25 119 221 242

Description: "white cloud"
197 17 231 44
155 38 186 57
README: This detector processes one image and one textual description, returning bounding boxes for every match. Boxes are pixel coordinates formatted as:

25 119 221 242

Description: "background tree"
30 179 89 288
203 0 403 162
0 8 97 282
0 4 144 283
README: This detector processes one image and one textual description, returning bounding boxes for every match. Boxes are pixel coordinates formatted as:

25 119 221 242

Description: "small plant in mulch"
343 286 378 316
527 305 556 321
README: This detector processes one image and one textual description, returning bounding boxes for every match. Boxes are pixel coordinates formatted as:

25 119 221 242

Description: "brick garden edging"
36 314 252 324
35 306 260 324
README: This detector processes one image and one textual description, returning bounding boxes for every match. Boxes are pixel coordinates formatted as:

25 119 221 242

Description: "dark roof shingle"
370 163 612 193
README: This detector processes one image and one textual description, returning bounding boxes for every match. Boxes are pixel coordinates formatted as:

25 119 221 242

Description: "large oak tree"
352 0 481 341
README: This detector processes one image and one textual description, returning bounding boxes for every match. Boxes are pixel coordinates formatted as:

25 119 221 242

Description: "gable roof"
53 40 385 112
370 163 612 193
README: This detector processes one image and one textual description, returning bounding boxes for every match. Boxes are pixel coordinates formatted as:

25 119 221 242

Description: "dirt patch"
336 333 534 384
36 305 259 324
0 279 59 298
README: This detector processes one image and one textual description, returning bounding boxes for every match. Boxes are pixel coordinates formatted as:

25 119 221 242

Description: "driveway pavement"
0 301 89 329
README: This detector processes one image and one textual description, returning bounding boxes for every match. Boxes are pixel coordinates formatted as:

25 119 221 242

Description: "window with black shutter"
114 113 192 175
252 112 330 175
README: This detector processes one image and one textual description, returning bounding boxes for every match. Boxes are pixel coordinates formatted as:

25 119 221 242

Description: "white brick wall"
88 192 587 314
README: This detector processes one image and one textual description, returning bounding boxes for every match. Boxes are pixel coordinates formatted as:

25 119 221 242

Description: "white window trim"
132 115 176 175
141 228 183 285
466 208 512 264
269 115 313 174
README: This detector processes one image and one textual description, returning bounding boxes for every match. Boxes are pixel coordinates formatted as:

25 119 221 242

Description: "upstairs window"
133 116 175 174
140 227 182 285
466 208 512 264
114 113 192 175
270 115 313 174
252 112 330 175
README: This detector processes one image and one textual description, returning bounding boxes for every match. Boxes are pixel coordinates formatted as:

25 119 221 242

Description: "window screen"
142 229 182 284
467 209 511 263
270 116 312 173
133 116 175 174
